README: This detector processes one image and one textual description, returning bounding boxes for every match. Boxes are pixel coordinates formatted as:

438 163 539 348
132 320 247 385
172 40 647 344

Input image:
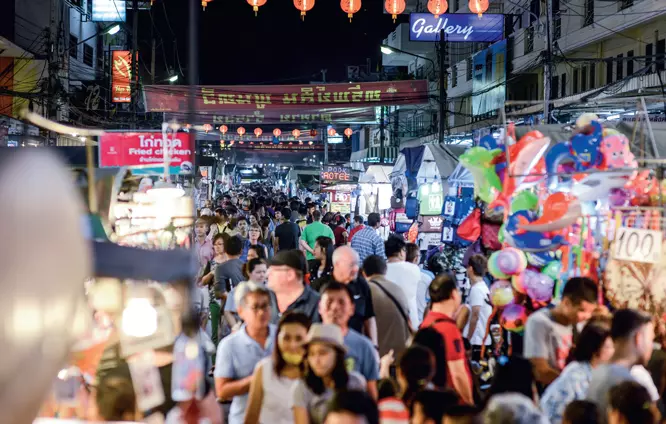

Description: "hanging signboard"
99 132 193 174
409 13 504 43
320 165 352 184
612 227 662 264
330 191 351 214
144 80 430 113
472 40 507 115
111 50 135 103
92 0 127 21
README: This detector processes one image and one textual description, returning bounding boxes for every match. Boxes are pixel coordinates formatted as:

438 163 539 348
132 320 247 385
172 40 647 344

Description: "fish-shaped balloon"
518 192 582 233
459 147 503 203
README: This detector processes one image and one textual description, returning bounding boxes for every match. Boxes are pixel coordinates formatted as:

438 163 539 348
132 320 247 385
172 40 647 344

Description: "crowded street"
3 0 666 423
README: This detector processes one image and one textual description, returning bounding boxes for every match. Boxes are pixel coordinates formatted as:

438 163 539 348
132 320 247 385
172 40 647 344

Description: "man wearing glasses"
215 282 275 424
266 250 320 322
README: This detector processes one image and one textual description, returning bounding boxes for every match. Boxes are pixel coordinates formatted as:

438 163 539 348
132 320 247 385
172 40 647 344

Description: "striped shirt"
378 397 409 424
350 226 386 263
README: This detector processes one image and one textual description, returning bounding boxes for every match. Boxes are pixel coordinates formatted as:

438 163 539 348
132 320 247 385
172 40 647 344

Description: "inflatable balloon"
600 134 637 170
545 121 604 189
490 280 515 307
542 261 562 282
523 269 555 302
526 251 557 268
517 193 582 232
510 191 539 213
491 248 528 276
488 253 509 280
459 147 503 203
575 113 599 129
511 273 528 295
608 188 630 207
504 210 567 252
0 150 91 424
500 304 528 333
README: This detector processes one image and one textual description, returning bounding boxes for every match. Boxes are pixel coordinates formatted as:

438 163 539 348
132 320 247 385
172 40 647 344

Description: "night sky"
142 0 405 85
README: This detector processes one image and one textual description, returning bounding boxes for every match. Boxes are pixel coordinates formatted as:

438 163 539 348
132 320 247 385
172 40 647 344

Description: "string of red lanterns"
254 128 263 137
293 0 315 19
384 0 406 22
468 0 488 17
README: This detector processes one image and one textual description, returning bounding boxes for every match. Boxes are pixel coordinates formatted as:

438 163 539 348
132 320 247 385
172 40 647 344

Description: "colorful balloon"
523 269 555 302
459 147 503 203
510 191 539 213
542 261 562 281
511 273 528 295
500 303 528 333
490 280 514 307
488 253 509 280
492 247 528 276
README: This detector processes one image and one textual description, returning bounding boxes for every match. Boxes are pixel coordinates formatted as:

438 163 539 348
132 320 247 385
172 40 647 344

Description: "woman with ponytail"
608 380 660 424
378 345 436 424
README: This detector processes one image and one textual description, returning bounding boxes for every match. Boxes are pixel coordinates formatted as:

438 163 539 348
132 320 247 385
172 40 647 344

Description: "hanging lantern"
308 141 314 145
299 140 304 145
427 0 447 18
327 128 337 136
202 0 212 10
310 129 318 137
292 129 301 138
237 127 246 137
289 141 293 145
203 124 213 133
250 141 254 145
273 128 282 137
344 127 353 138
246 0 267 15
254 128 263 137
293 0 315 19
220 140 225 147
468 0 488 17
384 0 405 21
220 125 228 135
340 0 361 21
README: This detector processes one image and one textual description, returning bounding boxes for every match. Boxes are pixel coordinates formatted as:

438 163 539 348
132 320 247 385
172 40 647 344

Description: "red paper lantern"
427 0 447 17
293 0 315 19
340 0 361 21
247 0 266 15
468 0 488 17
299 140 304 145
202 0 212 10
289 141 293 145
344 127 353 138
273 128 282 137
220 125 228 135
202 124 213 133
229 140 235 146
310 129 318 137
237 127 246 137
327 128 337 136
254 128 263 137
292 129 301 138
384 0 405 21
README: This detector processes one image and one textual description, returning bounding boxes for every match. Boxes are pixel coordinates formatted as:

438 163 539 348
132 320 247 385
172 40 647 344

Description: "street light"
106 24 121 35
380 44 436 70
168 75 179 82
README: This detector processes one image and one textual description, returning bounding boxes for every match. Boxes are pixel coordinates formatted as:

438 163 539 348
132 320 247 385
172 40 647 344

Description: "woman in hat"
291 324 366 424
244 312 311 424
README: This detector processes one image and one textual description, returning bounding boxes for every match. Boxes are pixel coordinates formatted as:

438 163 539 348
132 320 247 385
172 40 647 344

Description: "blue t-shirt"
343 329 379 382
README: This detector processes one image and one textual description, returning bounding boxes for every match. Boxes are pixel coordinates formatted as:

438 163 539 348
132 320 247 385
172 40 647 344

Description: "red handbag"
457 209 481 241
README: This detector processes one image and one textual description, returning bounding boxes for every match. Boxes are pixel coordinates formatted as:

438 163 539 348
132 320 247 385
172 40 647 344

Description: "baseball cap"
270 250 307 276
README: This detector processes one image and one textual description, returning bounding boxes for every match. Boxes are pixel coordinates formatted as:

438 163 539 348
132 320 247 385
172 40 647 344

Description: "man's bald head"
332 246 360 284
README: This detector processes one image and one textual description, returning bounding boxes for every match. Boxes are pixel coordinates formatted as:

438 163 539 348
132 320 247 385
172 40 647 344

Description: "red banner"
144 80 429 113
99 132 194 169
111 51 136 103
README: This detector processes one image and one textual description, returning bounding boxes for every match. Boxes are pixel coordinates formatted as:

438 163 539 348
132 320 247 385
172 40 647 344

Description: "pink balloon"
522 269 555 302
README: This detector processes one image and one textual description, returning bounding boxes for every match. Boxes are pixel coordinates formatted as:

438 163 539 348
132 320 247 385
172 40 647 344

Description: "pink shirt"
195 238 214 267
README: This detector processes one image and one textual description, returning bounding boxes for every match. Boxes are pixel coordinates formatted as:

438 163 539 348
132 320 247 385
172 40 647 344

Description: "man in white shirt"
384 236 422 329
464 254 492 361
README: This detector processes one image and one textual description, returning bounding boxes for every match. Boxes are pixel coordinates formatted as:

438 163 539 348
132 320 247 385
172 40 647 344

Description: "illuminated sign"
111 50 135 103
92 0 127 22
409 13 504 43
320 166 352 184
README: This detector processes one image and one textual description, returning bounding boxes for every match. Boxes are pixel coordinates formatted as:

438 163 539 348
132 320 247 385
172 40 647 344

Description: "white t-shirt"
464 283 492 346
386 261 422 328
631 365 660 402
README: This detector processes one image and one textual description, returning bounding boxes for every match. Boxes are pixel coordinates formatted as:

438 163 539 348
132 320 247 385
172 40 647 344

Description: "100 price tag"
612 227 662 264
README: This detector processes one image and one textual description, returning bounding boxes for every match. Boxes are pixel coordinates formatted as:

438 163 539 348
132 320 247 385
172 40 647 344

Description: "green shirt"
301 221 335 260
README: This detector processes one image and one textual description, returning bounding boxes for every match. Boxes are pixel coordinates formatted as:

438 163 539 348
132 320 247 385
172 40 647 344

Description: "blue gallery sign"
409 13 504 43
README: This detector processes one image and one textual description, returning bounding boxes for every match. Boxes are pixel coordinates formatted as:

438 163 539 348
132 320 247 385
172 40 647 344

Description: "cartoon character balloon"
459 147 503 203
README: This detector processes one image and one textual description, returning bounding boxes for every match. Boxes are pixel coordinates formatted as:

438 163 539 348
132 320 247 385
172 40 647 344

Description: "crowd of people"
174 184 666 424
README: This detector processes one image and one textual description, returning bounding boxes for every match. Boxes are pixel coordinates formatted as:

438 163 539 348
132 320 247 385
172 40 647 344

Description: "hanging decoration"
340 0 362 21
384 0 405 22
237 127 246 137
344 127 353 138
310 129 318 137
328 128 337 136
468 0 488 17
220 125 228 135
292 129 301 138
202 124 212 133
254 128 263 137
273 128 282 137
202 0 212 10
427 0 447 18
294 0 315 19
247 0 267 15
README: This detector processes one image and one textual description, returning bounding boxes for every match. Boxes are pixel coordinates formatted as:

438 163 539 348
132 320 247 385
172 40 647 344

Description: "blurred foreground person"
324 390 379 424
607 380 660 424
483 393 549 424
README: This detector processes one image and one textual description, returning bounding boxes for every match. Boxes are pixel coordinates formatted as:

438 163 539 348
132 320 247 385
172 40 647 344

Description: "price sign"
612 227 662 264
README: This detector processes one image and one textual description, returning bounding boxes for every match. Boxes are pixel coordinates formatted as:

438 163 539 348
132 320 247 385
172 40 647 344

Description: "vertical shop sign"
112 50 134 103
